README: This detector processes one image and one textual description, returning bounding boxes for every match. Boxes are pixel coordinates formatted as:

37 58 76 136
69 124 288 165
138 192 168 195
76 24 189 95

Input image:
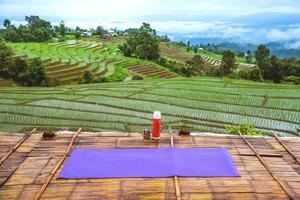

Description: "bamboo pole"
34 128 82 200
170 133 182 200
274 133 300 166
0 128 36 166
239 132 295 200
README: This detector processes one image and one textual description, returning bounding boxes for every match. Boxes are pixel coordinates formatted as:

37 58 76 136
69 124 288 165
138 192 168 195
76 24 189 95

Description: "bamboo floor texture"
0 130 300 200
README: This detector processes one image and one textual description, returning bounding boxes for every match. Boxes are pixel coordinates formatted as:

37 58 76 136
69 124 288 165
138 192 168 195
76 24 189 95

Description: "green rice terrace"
7 38 178 85
0 77 299 136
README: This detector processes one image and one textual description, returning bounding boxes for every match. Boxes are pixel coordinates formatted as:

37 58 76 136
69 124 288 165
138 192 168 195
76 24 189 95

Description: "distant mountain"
172 35 300 58
218 42 300 59
218 42 257 52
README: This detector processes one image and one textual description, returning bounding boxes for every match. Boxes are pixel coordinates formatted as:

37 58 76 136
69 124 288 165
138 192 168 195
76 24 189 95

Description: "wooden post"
0 128 36 166
34 128 82 200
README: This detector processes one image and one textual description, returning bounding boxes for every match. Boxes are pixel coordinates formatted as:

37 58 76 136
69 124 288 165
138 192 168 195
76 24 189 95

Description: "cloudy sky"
1 0 300 47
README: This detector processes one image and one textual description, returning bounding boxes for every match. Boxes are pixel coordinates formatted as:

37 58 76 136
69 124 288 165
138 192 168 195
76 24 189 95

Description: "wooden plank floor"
0 132 300 200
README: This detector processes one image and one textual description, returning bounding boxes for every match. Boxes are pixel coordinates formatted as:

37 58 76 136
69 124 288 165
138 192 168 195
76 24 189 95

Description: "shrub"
283 76 300 85
0 38 14 77
207 66 221 77
18 58 48 86
80 70 93 84
236 67 262 81
226 123 263 136
75 32 81 39
58 37 66 42
132 73 144 80
47 78 60 86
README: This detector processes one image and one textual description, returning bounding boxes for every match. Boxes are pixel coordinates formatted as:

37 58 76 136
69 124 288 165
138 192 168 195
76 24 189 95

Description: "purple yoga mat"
58 148 240 179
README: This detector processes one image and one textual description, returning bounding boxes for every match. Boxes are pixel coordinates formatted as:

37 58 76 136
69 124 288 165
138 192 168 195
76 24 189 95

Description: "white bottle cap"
153 111 161 119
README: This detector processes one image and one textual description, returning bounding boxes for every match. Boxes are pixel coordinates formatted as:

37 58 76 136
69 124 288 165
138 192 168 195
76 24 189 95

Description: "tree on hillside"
75 32 81 39
245 50 252 63
187 41 190 52
19 58 48 86
255 45 270 78
8 57 28 81
125 28 139 35
160 35 170 42
119 23 160 60
194 45 198 53
3 25 19 42
220 50 236 76
0 38 14 76
269 55 284 83
3 19 11 28
4 16 52 42
59 21 66 37
184 55 205 76
187 55 204 67
80 70 93 84
96 26 107 37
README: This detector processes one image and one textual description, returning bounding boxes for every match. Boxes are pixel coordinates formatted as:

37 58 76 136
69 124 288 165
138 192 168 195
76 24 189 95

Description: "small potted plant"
43 130 56 139
179 125 191 136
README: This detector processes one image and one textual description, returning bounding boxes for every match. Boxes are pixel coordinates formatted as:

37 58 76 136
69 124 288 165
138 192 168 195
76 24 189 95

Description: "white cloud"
267 27 300 41
285 41 300 49
1 0 300 47
1 0 300 20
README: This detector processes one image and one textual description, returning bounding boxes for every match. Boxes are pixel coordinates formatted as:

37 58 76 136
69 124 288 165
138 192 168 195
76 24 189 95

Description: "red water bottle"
152 111 161 140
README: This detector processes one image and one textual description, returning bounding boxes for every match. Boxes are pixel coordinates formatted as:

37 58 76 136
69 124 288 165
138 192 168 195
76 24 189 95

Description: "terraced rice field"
160 42 255 68
160 42 193 63
0 77 299 136
127 64 177 79
8 39 178 84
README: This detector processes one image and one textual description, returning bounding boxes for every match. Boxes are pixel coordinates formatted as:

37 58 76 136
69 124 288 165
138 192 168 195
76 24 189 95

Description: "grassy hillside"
0 77 299 136
8 38 178 84
160 42 255 68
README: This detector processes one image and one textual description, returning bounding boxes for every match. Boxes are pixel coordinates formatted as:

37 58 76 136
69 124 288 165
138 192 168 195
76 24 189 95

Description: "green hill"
7 37 178 85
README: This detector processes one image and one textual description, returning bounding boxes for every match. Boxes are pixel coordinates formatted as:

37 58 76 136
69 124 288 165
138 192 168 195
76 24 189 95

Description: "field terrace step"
93 66 108 76
41 58 52 64
126 64 153 70
91 46 105 53
52 72 86 84
92 61 110 76
52 68 87 79
158 71 177 78
163 74 178 79
44 60 63 67
48 65 89 76
46 62 79 72
127 64 178 78
140 69 166 76
130 66 162 73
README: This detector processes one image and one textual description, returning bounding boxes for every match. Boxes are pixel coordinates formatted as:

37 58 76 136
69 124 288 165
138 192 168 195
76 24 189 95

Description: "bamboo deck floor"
0 131 300 200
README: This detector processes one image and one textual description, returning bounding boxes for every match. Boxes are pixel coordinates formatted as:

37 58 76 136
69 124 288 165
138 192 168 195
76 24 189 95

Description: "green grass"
0 77 299 136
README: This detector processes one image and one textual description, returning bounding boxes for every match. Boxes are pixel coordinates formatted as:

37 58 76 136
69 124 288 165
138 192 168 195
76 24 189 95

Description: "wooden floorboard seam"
170 134 182 200
34 128 82 200
0 128 36 166
274 133 300 166
239 132 296 200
